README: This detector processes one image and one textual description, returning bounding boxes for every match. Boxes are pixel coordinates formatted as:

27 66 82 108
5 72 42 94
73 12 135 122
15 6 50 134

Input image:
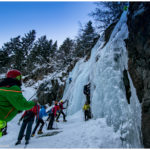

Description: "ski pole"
55 121 58 129
27 83 48 101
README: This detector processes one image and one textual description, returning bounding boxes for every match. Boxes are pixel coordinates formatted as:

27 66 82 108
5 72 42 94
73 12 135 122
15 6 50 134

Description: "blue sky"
0 2 96 47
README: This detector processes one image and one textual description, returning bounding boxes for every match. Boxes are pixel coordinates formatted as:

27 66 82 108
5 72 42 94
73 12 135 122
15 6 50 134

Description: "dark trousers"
84 110 90 121
18 120 34 141
56 110 66 121
47 113 54 129
32 118 44 134
85 94 90 104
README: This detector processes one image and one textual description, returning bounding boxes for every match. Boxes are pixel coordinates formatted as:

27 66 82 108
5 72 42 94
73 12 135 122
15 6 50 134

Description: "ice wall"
63 11 142 148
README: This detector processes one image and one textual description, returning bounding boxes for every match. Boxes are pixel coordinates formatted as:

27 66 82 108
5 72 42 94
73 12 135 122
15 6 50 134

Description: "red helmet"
6 69 22 80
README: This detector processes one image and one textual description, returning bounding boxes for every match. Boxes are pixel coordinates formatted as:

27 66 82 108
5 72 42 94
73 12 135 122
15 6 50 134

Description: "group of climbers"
0 69 68 145
16 99 68 145
0 69 93 146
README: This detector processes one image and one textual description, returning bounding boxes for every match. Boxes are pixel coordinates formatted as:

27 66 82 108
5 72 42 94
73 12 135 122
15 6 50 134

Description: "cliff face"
126 2 150 148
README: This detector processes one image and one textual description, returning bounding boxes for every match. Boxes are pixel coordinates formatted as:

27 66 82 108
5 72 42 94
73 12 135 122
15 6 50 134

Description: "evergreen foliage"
0 30 58 74
75 21 99 57
90 2 128 31
57 38 75 67
0 21 98 76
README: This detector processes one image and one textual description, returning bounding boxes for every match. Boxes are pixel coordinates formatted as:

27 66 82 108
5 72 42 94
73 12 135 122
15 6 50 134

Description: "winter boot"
63 120 67 122
56 120 59 122
25 140 29 145
38 130 43 134
15 140 21 145
2 131 7 136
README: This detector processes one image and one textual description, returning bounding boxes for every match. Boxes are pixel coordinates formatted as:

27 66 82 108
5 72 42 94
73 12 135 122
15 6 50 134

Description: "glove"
18 119 21 126
18 111 23 114
18 116 23 125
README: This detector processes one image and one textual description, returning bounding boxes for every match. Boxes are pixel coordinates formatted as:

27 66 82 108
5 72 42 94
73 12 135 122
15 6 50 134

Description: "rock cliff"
126 2 150 148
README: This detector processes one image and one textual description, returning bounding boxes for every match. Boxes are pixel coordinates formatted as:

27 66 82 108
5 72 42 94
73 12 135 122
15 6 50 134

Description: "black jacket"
0 78 21 87
83 83 90 96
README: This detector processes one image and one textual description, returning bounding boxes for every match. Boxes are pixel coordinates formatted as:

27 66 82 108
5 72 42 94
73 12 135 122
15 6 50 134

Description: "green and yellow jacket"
0 78 35 122
83 104 90 111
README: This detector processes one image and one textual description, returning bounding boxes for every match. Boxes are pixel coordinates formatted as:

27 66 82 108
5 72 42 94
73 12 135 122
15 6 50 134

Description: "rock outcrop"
35 60 78 105
126 2 150 148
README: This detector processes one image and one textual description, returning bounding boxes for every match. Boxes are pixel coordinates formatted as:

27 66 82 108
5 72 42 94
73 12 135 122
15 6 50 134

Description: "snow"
0 111 122 148
22 84 37 100
0 74 5 79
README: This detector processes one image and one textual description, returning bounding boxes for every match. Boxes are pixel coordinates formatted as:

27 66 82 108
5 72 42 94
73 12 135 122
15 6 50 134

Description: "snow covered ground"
0 110 122 148
0 81 122 148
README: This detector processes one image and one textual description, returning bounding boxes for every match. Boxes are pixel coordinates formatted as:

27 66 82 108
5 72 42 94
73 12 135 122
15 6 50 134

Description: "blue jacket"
39 106 48 119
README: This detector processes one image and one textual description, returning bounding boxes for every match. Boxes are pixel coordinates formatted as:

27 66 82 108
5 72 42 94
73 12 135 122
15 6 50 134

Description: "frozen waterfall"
63 11 142 148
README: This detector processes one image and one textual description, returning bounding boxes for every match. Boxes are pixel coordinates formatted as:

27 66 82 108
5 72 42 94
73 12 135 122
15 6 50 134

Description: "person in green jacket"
0 69 36 137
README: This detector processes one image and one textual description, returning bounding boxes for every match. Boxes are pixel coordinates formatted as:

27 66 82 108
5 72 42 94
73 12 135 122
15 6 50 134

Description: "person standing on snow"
83 101 91 121
0 69 36 138
15 104 40 145
47 101 60 130
56 100 67 122
31 105 48 136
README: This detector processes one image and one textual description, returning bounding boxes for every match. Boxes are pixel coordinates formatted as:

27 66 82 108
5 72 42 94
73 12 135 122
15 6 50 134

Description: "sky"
0 2 96 48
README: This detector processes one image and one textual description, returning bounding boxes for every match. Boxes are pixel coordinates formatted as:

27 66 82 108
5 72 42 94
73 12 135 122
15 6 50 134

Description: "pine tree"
90 2 128 31
0 49 10 73
21 30 36 73
75 21 99 57
59 38 74 55
21 30 36 57
51 41 58 57
11 36 23 70
58 38 75 65
36 36 51 63
1 36 24 70
0 30 36 74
